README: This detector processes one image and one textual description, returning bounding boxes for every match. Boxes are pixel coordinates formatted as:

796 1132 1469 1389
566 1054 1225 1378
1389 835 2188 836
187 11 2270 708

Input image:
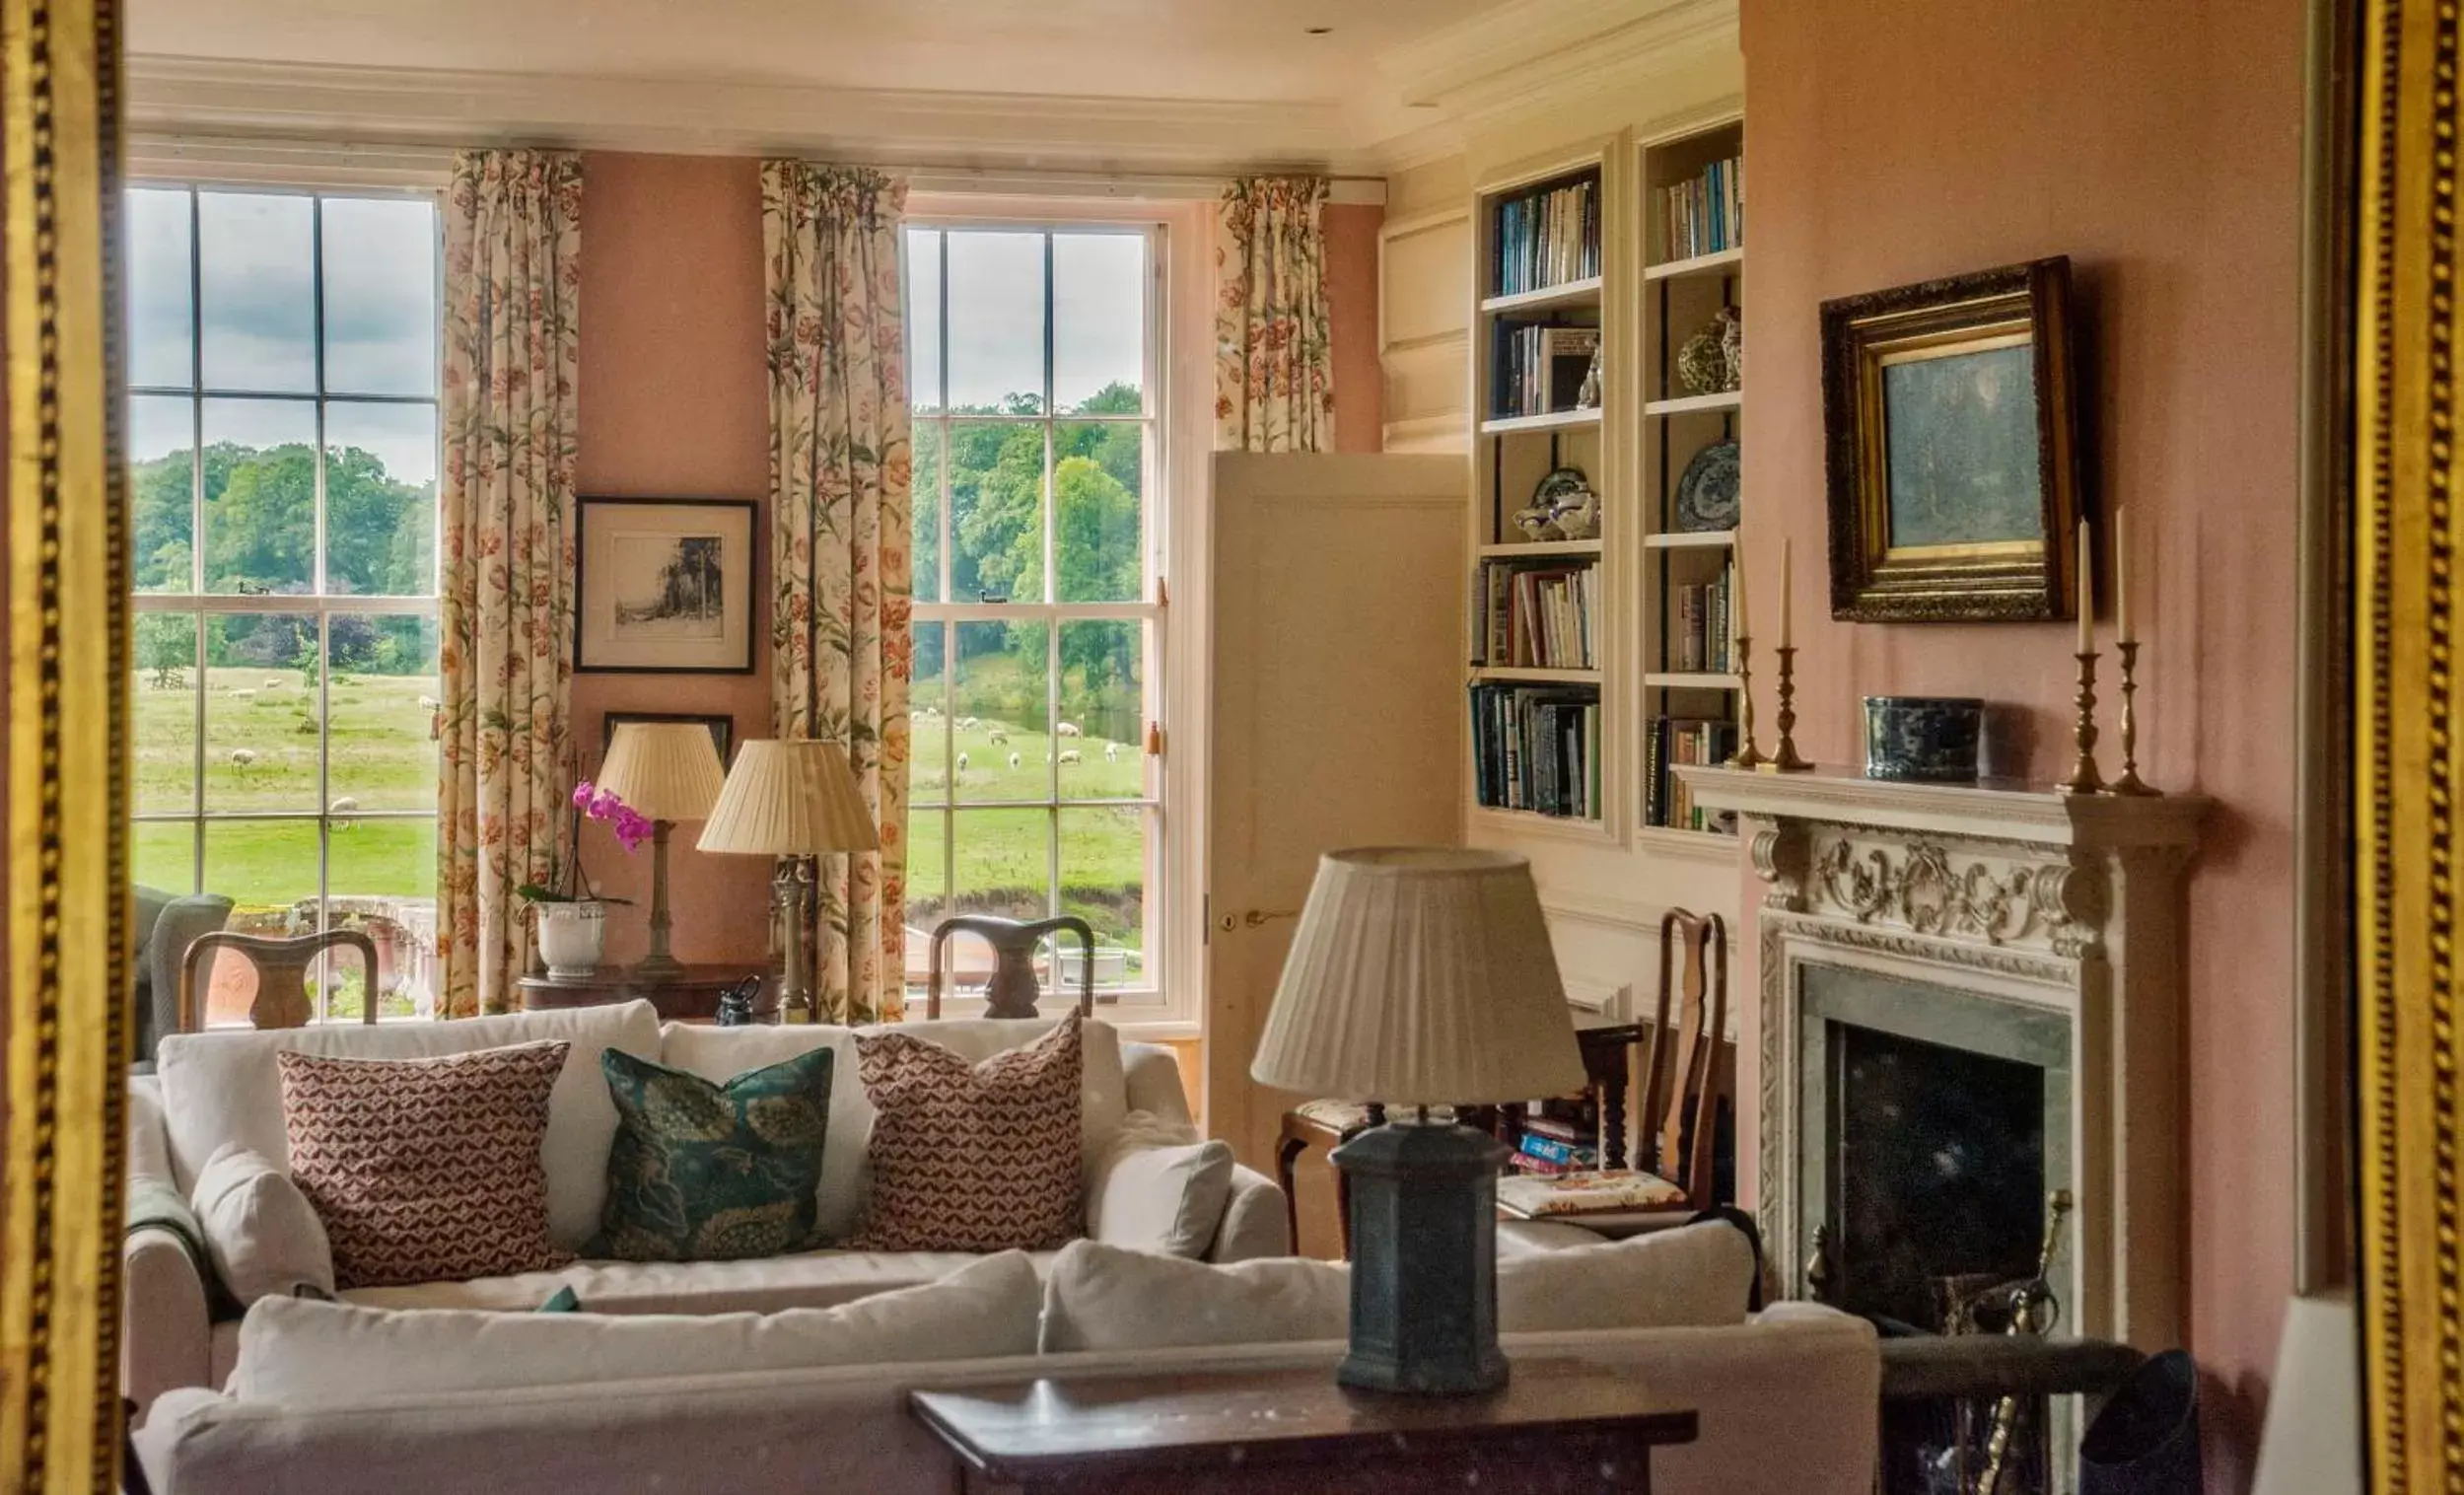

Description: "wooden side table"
514 963 766 1023
908 1360 1697 1494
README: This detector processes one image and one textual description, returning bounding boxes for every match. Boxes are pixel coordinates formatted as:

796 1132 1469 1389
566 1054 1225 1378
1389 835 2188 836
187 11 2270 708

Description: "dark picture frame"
575 496 758 674
599 711 735 767
1820 257 2084 623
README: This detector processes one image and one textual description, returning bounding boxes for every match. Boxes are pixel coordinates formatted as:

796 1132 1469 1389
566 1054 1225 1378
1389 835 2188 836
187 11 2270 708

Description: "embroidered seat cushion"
852 1014 1085 1252
589 1046 835 1261
277 1041 573 1290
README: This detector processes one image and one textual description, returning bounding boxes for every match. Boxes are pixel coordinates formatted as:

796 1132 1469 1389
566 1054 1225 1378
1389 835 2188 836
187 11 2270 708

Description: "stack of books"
1510 1113 1602 1175
1657 155 1743 263
1490 322 1599 420
1667 573 1733 674
1470 684 1600 819
1491 173 1602 298
1471 558 1598 671
1646 716 1740 832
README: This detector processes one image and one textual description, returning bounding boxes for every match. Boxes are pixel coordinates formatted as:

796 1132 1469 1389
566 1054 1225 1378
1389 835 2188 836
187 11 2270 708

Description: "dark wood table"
907 1360 1697 1494
514 963 766 1023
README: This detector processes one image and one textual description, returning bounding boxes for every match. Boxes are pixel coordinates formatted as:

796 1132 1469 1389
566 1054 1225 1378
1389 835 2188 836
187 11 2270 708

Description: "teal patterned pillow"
590 1046 835 1261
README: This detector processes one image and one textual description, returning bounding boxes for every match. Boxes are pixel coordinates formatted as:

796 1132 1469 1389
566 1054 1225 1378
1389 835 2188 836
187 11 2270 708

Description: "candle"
1781 537 1794 649
1731 553 1749 642
2114 507 2131 643
2076 519 2093 654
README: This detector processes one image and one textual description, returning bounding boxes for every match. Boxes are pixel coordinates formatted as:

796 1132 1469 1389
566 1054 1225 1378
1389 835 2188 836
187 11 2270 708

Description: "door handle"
1217 908 1301 932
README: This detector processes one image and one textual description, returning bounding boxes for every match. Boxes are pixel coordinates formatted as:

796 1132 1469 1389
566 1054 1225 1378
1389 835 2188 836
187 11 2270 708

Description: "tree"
135 613 191 689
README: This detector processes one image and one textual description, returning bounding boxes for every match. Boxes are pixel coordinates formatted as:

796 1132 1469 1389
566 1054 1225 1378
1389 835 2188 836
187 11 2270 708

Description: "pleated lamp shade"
1250 847 1584 1105
696 740 880 857
597 722 727 822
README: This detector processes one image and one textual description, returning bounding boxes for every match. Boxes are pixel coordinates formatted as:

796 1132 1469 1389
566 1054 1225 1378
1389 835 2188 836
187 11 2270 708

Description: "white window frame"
125 177 445 1020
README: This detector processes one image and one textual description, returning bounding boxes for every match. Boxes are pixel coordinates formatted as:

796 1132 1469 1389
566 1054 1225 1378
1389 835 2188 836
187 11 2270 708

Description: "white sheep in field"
1008 751 1021 770
1058 748 1083 765
416 694 440 712
1104 742 1121 762
1056 721 1081 738
956 751 970 772
228 748 257 770
987 727 1009 745
955 715 978 731
263 677 285 690
231 688 256 701
328 795 359 829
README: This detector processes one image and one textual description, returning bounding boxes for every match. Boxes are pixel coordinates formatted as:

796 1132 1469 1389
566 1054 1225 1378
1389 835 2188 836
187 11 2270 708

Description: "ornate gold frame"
2 0 128 1489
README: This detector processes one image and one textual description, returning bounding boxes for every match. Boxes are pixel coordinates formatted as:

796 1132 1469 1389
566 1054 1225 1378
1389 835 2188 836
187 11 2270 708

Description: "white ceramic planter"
535 899 607 978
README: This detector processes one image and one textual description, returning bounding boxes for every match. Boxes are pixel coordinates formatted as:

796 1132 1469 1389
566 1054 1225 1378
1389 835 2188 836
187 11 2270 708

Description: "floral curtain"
1214 176 1336 452
762 161 911 1025
435 150 584 1018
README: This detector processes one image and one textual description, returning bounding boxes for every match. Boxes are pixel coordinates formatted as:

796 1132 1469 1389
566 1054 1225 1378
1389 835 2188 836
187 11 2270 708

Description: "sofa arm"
124 1222 214 1421
1205 1164 1292 1262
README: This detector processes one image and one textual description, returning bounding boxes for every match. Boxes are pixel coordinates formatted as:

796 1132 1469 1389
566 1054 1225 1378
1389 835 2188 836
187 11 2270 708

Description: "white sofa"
125 1002 1286 1415
132 1309 1880 1494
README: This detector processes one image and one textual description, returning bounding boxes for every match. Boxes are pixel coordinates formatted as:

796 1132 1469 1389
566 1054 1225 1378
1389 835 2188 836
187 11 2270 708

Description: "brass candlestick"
2059 650 2105 795
2109 640 2158 796
1761 644 1813 772
1725 633 1768 769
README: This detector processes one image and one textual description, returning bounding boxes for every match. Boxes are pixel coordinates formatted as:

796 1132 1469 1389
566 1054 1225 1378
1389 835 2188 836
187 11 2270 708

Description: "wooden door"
1205 453 1466 1174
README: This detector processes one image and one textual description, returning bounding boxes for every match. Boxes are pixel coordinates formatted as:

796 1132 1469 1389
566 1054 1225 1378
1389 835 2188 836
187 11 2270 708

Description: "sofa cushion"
1039 1220 1759 1353
279 1042 573 1289
231 1250 1045 1403
591 1046 835 1261
338 1246 1063 1317
657 1016 1128 1241
188 1143 333 1306
1085 1113 1233 1258
157 1000 662 1251
853 1016 1086 1252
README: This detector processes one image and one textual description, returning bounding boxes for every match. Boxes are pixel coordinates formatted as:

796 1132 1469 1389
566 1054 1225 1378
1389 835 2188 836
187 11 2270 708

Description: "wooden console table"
907 1360 1697 1494
515 963 765 1023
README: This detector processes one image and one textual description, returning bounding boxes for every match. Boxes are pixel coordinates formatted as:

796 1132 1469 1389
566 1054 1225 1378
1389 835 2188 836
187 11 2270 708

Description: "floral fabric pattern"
436 150 584 1018
761 162 912 1025
1213 176 1335 453
590 1046 836 1261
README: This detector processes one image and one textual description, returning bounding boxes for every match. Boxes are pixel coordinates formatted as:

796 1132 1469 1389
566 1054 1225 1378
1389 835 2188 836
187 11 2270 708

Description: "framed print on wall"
1820 256 2084 623
576 497 757 674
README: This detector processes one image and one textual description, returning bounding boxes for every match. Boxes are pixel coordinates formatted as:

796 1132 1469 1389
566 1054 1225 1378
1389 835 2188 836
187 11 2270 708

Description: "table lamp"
696 739 880 1022
1250 847 1583 1396
596 721 728 981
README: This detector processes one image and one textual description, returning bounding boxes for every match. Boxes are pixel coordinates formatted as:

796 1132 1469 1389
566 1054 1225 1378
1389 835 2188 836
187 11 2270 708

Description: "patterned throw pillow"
589 1046 835 1261
853 1014 1086 1252
277 1041 573 1290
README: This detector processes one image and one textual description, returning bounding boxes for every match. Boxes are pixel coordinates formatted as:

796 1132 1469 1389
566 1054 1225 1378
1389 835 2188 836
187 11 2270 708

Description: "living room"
0 0 2440 1491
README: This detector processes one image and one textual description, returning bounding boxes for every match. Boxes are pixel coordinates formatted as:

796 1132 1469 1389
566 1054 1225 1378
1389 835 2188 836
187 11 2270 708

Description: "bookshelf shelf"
1479 539 1605 559
1633 823 1744 856
1471 805 1613 838
1644 530 1734 551
1480 275 1605 315
1644 671 1743 690
1480 407 1604 436
1476 667 1605 684
1643 390 1742 418
1643 247 1745 282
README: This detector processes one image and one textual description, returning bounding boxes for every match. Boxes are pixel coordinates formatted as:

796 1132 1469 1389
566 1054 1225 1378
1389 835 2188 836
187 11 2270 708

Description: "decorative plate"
1673 439 1740 532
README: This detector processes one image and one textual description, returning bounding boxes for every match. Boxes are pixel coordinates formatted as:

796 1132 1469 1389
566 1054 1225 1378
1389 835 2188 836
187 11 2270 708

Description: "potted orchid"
519 781 655 977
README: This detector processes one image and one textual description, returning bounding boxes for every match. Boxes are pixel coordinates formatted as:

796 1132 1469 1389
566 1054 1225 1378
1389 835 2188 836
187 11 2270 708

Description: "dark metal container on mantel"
1863 696 1984 783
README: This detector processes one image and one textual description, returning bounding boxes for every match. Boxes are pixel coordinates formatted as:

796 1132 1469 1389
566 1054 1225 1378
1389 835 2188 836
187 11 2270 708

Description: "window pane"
320 196 437 397
126 188 193 390
903 807 948 1000
910 620 951 806
198 192 316 392
201 398 317 595
204 614 319 812
1057 619 1144 799
133 820 196 897
134 611 198 816
1060 805 1148 990
1054 233 1146 414
327 613 438 812
950 808 1051 927
947 232 1045 415
327 819 435 903
130 394 195 594
324 401 437 595
911 417 943 604
201 819 320 1026
1053 422 1143 603
955 620 1047 805
949 420 1044 604
906 227 943 414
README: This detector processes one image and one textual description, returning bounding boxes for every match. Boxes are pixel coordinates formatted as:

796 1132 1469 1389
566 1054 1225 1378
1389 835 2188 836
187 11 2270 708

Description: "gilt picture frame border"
3 0 131 1487
1819 256 2085 624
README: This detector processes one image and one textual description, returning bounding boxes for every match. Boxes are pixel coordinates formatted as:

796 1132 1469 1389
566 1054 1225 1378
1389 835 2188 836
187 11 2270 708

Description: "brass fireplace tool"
1725 634 1767 769
1973 1189 2075 1495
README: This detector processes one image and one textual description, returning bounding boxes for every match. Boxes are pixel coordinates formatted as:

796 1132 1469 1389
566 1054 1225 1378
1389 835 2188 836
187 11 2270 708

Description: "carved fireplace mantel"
1676 763 2206 1353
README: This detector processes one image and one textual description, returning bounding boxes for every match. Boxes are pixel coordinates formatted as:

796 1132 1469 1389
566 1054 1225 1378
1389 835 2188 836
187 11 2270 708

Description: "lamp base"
631 953 686 983
1329 1118 1511 1396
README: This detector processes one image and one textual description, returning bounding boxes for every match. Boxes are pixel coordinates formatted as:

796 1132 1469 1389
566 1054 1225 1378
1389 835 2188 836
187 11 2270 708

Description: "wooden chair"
924 914 1096 1020
1634 907 1730 1211
177 928 382 1033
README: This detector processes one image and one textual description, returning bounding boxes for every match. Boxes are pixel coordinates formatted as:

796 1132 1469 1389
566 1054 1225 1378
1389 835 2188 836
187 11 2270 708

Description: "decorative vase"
535 899 607 978
1676 307 1742 395
1862 697 1985 783
1719 305 1742 390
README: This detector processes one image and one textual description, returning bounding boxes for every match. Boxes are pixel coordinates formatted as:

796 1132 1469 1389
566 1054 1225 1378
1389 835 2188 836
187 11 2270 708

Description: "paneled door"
1205 454 1467 1174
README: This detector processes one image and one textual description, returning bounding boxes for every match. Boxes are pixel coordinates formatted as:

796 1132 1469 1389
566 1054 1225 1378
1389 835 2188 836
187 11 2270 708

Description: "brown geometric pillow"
851 1015 1085 1252
277 1041 574 1289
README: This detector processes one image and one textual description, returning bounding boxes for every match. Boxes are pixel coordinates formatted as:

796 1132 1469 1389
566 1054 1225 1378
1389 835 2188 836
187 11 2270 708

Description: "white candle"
1781 537 1794 650
2114 507 2131 644
2076 519 2093 654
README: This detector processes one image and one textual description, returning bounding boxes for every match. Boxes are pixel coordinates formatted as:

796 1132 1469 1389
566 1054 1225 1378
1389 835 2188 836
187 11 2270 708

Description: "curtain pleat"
761 161 911 1025
1214 176 1336 453
435 150 584 1018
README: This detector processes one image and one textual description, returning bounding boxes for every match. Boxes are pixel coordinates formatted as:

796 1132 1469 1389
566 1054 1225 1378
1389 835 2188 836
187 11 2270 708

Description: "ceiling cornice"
1375 0 1738 127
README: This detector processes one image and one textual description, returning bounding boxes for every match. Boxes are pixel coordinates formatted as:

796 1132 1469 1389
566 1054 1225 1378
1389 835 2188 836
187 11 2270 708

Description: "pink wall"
1324 202 1386 453
1739 2 2303 1486
572 153 776 964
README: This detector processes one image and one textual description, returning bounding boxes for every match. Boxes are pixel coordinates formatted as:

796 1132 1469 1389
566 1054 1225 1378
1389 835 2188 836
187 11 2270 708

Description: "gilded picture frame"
1820 257 2084 623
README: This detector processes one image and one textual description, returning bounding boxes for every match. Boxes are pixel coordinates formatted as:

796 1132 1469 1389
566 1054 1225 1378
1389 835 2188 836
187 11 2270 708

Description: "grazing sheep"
987 727 1009 745
416 694 440 712
1104 742 1121 762
231 688 256 701
1058 748 1083 765
263 677 284 690
1008 751 1021 770
955 715 979 731
228 748 257 770
956 751 971 772
1056 721 1081 738
327 795 359 829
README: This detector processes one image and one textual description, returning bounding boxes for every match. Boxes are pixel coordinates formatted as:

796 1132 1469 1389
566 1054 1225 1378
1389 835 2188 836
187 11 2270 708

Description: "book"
1491 171 1603 298
1518 1132 1600 1167
1656 154 1745 263
1496 1169 1691 1220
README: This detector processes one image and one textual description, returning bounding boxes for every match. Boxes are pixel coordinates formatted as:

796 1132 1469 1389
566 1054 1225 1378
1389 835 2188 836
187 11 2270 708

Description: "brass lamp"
596 721 727 982
695 740 879 1023
1250 847 1584 1396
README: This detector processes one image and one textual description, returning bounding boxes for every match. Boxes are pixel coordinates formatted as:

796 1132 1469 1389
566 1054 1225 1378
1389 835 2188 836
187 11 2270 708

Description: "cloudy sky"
906 227 1147 414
